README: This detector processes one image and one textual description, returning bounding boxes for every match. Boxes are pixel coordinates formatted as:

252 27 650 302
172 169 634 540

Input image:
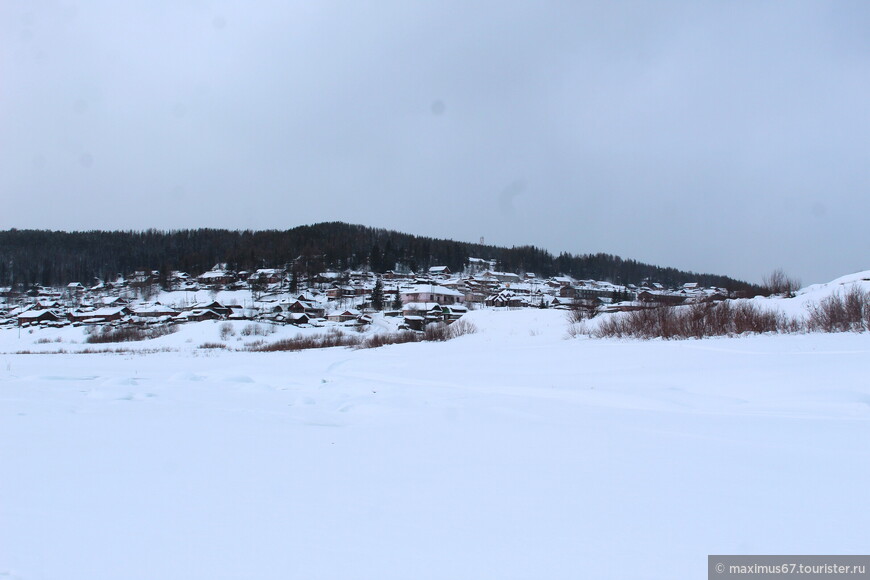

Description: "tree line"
0 222 759 293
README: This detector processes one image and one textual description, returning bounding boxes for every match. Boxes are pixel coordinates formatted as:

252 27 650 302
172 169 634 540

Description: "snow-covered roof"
191 301 226 309
101 296 127 305
132 303 179 314
403 302 442 311
401 284 464 297
331 308 361 316
71 307 128 318
198 270 232 279
174 309 219 319
18 309 58 320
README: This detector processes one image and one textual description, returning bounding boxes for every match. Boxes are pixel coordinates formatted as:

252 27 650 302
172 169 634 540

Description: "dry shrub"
447 318 478 339
247 329 362 352
241 323 275 337
78 347 130 354
566 300 597 324
807 286 870 333
566 320 589 339
422 322 451 341
219 322 235 340
246 317 476 352
358 331 422 349
86 325 176 344
593 302 793 340
199 342 227 349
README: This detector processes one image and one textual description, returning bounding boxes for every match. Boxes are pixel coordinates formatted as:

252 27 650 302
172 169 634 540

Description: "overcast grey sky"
2 1 869 284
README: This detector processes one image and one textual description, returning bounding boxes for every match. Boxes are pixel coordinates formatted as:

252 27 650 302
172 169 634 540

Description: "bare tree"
762 268 800 297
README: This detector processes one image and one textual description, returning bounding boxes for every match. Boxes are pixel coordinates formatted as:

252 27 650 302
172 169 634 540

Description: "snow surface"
1 308 870 579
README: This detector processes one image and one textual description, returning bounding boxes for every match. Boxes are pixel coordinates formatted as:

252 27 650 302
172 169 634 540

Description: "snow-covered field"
2 308 869 579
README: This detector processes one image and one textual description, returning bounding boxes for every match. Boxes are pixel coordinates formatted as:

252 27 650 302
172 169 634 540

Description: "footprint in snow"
115 393 157 402
170 372 206 382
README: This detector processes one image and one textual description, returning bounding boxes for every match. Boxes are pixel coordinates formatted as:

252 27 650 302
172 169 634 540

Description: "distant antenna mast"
480 237 484 245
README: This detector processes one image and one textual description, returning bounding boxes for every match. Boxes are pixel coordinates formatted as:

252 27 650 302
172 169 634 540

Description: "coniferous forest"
0 222 759 292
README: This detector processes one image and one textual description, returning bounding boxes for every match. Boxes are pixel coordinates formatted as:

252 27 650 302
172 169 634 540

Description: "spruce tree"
371 278 384 311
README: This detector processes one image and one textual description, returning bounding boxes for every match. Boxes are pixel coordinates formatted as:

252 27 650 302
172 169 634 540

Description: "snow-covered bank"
2 309 869 579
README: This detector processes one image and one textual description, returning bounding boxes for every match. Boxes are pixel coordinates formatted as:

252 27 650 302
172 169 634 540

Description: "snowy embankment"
1 308 869 579
752 269 870 319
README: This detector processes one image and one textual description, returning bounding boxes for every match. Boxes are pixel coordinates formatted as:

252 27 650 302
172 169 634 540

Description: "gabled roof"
401 284 464 297
101 296 128 305
70 306 129 318
402 302 443 311
132 303 180 315
191 300 226 310
18 309 59 320
174 309 220 320
198 270 233 279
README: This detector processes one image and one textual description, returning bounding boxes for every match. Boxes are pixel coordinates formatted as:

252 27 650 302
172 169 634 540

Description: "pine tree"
371 278 384 311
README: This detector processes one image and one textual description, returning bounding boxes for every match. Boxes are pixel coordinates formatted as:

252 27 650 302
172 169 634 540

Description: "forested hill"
0 223 758 291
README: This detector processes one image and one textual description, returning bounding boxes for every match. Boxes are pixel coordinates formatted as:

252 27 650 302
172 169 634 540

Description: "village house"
196 264 237 287
67 306 131 324
100 296 129 308
285 312 311 325
428 266 451 276
401 302 443 318
399 284 465 306
637 290 687 305
401 302 445 330
327 309 361 322
481 271 522 285
174 309 222 323
548 276 576 288
188 301 232 317
18 309 62 326
485 290 527 308
441 303 468 321
131 303 180 318
248 269 286 286
269 299 325 319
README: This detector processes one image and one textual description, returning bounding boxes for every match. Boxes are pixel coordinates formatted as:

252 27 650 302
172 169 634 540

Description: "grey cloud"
1 1 869 284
